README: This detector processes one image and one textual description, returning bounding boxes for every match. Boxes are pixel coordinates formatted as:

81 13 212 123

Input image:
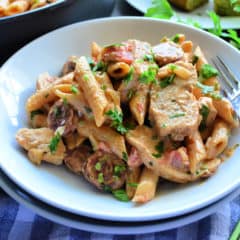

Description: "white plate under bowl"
1 169 240 235
125 0 240 29
0 17 239 222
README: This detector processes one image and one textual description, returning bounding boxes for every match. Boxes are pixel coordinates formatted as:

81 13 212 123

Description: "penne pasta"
126 166 141 199
107 62 130 79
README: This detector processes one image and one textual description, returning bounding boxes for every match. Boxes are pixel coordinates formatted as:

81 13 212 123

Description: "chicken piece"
126 126 192 183
16 128 65 165
83 150 127 190
152 41 184 66
64 145 91 174
149 84 200 141
47 99 77 136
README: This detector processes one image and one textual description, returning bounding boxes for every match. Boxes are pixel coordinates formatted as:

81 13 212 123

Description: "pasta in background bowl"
0 17 240 221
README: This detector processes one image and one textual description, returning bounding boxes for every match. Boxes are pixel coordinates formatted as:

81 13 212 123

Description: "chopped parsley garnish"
168 64 177 71
63 97 68 105
49 131 61 154
83 74 89 81
199 64 218 82
101 84 107 91
192 55 199 65
160 74 175 88
114 165 126 176
30 109 44 120
105 108 128 134
199 104 210 131
84 106 92 114
127 182 138 188
143 54 154 62
98 173 104 184
161 123 167 128
196 82 222 99
123 66 134 85
104 43 125 48
122 152 128 162
171 34 180 43
169 113 185 119
139 66 158 84
71 85 79 94
53 107 61 118
92 61 106 72
95 162 102 171
152 141 164 158
127 89 136 100
112 189 129 202
103 185 112 192
145 0 174 19
87 57 95 69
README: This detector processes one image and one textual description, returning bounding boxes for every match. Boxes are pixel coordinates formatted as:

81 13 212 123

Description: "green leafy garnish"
95 162 102 171
71 85 79 94
53 107 61 118
143 54 154 62
196 82 222 99
199 104 210 131
114 165 126 176
199 64 218 82
63 97 68 105
92 61 106 72
105 108 128 134
208 11 222 36
122 152 128 162
145 0 174 19
103 185 112 192
127 89 136 100
98 173 104 184
171 34 180 43
152 141 164 158
123 66 134 85
139 66 158 84
30 109 44 120
169 113 185 119
112 189 130 202
127 182 138 188
160 74 175 88
231 0 240 13
87 57 95 69
49 132 61 154
101 84 107 91
104 43 125 48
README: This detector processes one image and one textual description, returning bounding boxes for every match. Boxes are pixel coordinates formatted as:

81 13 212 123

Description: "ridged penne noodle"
205 120 230 159
0 0 8 16
132 167 159 203
194 46 208 71
129 84 149 125
75 56 108 127
186 131 207 174
77 120 126 159
107 62 130 79
64 132 86 150
30 0 46 9
91 41 102 61
126 166 141 199
213 98 239 128
181 40 193 53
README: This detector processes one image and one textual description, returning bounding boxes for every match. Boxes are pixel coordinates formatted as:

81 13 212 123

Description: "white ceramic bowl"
0 17 239 222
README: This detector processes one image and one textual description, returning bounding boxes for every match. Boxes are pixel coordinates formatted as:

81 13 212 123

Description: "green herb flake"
49 132 61 154
152 153 162 158
53 107 61 118
169 113 185 119
143 54 154 62
196 82 222 99
168 64 177 71
30 109 44 120
84 106 92 114
139 66 158 84
104 43 125 48
87 57 95 69
101 84 107 91
199 64 218 82
152 141 164 158
192 55 199 65
105 108 128 134
161 123 167 128
114 165 126 176
145 0 174 19
199 104 210 131
112 189 130 202
95 162 102 171
122 152 128 162
71 85 79 94
83 74 89 82
92 61 106 72
171 34 180 43
103 185 112 192
127 89 136 100
123 66 134 85
127 182 138 188
98 173 104 184
160 74 175 88
63 97 68 105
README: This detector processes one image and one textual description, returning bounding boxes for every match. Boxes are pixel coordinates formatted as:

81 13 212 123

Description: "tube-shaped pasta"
75 56 108 127
64 132 86 150
91 42 102 61
186 131 207 174
77 120 127 159
26 87 58 112
181 40 193 53
0 0 8 16
107 62 130 79
129 84 149 125
4 0 29 16
126 167 141 199
205 119 230 159
30 0 46 9
132 167 159 203
213 98 239 128
194 46 208 71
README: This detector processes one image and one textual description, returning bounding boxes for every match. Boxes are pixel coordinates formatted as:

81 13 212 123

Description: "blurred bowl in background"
0 0 115 65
